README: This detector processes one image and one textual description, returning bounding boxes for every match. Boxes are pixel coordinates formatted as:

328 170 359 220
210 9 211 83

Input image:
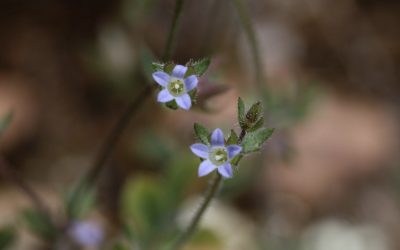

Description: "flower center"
209 147 228 166
167 79 185 97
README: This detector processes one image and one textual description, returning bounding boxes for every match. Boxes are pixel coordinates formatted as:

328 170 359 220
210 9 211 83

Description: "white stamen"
215 155 223 161
174 83 180 89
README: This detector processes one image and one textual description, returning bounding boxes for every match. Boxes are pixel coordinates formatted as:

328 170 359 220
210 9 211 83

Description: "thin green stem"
171 173 222 250
171 130 246 250
70 0 187 207
232 0 267 98
163 0 185 61
76 85 153 191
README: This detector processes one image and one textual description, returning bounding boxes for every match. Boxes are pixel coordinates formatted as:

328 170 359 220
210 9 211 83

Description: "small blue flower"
190 128 242 178
152 65 198 110
68 220 104 247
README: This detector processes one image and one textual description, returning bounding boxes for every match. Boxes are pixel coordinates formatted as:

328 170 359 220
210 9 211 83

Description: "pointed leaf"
238 97 246 129
246 101 262 123
165 100 178 110
194 123 210 146
188 57 211 76
151 62 164 72
247 118 264 132
241 128 274 153
226 129 239 145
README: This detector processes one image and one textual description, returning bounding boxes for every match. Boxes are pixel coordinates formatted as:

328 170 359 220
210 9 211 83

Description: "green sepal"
230 154 243 166
0 111 13 136
241 128 274 154
246 101 262 123
226 129 239 145
0 226 16 249
247 118 264 132
238 97 246 130
165 100 178 110
151 62 175 74
193 123 210 146
186 57 211 76
151 62 164 72
22 209 56 241
163 63 175 74
188 88 197 104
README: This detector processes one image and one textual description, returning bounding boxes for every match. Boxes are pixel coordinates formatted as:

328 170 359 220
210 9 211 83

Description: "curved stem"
163 0 185 61
171 130 246 249
69 0 187 217
81 85 153 190
171 173 222 250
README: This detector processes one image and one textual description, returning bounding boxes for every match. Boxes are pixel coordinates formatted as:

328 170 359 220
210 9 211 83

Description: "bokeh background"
0 0 399 249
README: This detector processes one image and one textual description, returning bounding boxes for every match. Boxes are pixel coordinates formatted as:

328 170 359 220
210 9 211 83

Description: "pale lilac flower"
190 128 242 178
152 65 198 110
69 221 104 247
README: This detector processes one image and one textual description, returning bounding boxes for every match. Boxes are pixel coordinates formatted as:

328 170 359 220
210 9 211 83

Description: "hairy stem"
163 0 185 61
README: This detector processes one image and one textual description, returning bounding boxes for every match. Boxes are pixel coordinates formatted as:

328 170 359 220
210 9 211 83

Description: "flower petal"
198 160 216 177
190 143 209 159
175 94 192 110
152 72 170 87
157 89 174 103
218 163 233 178
184 75 198 91
226 145 242 159
171 65 188 79
211 128 224 146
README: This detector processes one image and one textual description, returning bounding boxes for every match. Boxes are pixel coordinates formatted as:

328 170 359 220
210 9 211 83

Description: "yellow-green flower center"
167 79 185 97
210 147 228 166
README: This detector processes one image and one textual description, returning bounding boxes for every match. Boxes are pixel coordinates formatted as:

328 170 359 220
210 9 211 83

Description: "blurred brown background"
0 0 399 249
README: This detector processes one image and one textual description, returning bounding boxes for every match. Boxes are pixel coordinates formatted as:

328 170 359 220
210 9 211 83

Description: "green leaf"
246 101 262 123
65 185 96 220
0 111 13 136
194 123 210 146
0 226 15 250
22 209 56 241
247 118 264 132
188 57 211 76
238 97 246 130
226 129 238 145
165 100 178 110
241 128 274 153
151 62 164 72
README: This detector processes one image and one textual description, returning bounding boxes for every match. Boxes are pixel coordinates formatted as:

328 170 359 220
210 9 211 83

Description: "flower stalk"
171 130 246 250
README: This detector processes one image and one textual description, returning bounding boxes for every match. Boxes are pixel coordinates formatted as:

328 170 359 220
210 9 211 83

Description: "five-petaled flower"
152 65 198 110
190 128 242 178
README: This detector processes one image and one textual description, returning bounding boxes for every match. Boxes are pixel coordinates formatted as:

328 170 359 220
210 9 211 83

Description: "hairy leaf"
194 123 210 146
242 128 274 153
